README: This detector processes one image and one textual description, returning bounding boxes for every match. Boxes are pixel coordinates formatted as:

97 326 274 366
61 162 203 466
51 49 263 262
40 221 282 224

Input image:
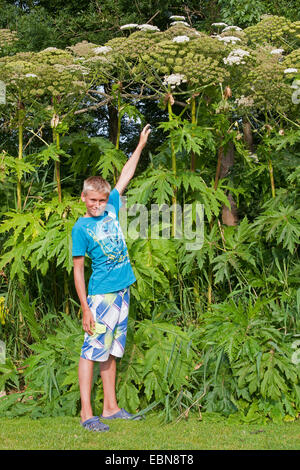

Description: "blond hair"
82 176 111 195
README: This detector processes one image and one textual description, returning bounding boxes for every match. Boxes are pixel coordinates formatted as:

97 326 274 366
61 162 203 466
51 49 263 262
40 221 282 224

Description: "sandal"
101 408 143 420
80 416 110 432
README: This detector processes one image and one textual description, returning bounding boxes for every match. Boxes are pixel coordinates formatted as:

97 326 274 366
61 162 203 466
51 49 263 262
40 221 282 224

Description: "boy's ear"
81 191 86 202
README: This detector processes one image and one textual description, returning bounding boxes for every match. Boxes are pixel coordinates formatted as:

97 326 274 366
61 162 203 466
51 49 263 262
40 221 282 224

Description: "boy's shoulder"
71 217 88 237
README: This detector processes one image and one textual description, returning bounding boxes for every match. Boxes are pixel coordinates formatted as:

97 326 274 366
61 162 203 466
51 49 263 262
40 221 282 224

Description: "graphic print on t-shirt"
86 211 129 271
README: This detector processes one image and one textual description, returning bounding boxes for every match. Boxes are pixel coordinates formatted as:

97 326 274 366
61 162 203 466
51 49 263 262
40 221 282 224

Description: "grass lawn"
0 413 300 450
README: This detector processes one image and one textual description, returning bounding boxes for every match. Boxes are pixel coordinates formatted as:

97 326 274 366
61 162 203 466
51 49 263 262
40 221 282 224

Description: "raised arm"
115 124 151 196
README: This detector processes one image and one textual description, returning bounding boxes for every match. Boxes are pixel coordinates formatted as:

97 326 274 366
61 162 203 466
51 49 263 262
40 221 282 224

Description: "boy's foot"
80 416 110 432
101 408 143 420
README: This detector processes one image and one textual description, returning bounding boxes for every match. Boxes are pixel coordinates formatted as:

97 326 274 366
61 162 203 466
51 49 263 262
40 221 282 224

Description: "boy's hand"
138 124 151 148
82 309 95 335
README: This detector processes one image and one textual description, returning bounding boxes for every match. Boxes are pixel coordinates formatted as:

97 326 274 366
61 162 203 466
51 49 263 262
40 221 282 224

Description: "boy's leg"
78 356 95 422
100 354 120 417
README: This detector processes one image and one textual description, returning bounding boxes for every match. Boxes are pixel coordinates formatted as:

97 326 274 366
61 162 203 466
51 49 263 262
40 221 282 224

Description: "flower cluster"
170 21 190 27
172 35 190 43
282 49 300 72
270 48 284 55
170 16 186 21
137 24 160 32
212 23 227 28
120 24 138 30
0 46 90 105
284 68 298 74
223 48 250 65
93 46 112 54
245 15 299 47
217 36 241 44
234 95 254 108
222 26 243 32
163 73 187 89
0 29 18 48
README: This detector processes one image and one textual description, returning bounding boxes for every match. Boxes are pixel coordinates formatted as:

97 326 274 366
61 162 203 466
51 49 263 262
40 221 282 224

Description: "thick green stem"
268 158 276 198
207 268 212 307
17 116 23 211
54 129 62 203
64 272 70 315
112 89 122 186
167 98 177 237
116 90 121 151
190 97 196 172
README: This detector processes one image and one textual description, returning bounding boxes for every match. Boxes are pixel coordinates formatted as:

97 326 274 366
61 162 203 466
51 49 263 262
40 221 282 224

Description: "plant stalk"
268 158 276 198
17 99 24 211
167 97 177 237
17 118 23 211
54 129 62 203
190 96 196 172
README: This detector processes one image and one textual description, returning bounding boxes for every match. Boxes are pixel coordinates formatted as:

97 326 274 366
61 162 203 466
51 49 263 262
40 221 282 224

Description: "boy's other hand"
82 309 95 335
138 124 151 148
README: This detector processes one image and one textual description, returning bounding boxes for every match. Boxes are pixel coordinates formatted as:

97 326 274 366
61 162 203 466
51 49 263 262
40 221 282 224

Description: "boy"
72 124 151 432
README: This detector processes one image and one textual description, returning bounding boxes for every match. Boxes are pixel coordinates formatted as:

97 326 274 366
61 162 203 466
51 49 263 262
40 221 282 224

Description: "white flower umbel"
137 24 160 32
248 153 259 163
163 73 187 89
291 79 300 89
173 35 190 43
218 36 241 44
93 46 112 54
170 21 190 27
284 68 298 74
211 22 228 27
235 95 254 107
43 47 58 52
170 15 186 20
223 48 250 65
222 25 242 32
120 24 138 30
270 48 284 54
25 73 38 78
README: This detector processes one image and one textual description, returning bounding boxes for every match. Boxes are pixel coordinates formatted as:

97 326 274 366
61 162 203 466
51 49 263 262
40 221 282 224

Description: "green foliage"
191 294 300 422
0 316 197 419
0 11 299 425
0 195 84 280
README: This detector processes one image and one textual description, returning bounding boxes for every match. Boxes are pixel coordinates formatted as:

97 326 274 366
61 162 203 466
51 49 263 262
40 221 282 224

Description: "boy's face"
81 190 109 217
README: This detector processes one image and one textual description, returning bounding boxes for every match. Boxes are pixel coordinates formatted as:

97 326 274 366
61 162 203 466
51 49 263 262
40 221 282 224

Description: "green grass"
0 413 300 450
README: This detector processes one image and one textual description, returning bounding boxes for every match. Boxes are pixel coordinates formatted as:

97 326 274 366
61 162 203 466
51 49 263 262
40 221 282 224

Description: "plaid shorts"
80 287 130 362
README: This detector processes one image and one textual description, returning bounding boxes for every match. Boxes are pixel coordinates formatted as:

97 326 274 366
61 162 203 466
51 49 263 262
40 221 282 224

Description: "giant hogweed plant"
0 15 299 421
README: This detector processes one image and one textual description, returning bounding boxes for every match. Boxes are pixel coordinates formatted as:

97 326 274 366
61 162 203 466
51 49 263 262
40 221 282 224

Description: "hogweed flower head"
163 73 187 89
172 35 190 43
284 68 298 74
137 24 160 32
217 36 241 44
235 95 254 107
223 48 250 65
170 21 190 27
222 25 242 32
270 48 284 55
120 24 138 30
248 152 259 163
170 16 186 21
291 79 300 89
93 46 112 55
211 22 228 27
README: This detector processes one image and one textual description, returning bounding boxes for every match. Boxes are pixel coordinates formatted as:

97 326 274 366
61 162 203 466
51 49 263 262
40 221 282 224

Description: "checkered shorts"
80 287 130 362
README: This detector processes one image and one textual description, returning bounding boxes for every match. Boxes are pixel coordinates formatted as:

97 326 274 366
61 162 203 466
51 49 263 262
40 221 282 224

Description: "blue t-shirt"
72 188 136 295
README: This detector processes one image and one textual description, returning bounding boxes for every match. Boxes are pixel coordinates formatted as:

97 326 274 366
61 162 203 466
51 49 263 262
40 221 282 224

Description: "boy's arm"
73 256 95 335
115 124 151 196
